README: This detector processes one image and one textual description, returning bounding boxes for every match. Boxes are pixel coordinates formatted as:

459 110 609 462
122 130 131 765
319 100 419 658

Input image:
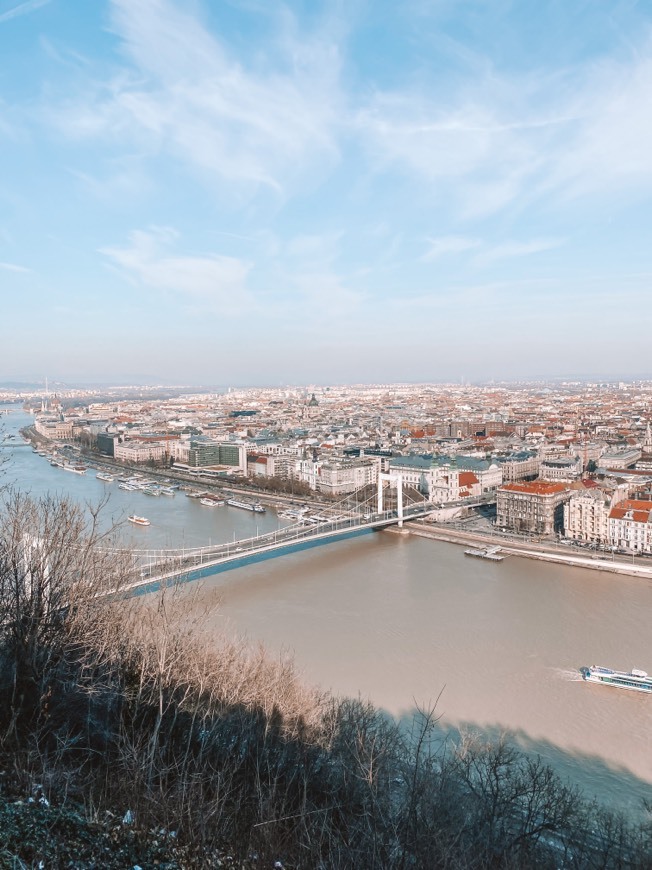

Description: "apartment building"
114 441 167 463
539 455 583 481
494 451 540 482
608 499 652 553
563 484 628 545
599 447 642 469
316 458 380 496
497 481 571 535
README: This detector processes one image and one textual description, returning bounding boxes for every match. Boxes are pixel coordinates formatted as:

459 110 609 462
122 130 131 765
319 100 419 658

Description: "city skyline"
2 0 652 383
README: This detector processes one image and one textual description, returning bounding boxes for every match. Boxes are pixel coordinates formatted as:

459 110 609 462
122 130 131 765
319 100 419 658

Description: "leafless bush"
1 493 651 868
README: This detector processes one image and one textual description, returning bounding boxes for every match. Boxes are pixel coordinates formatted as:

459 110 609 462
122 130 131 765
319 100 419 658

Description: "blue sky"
1 0 651 385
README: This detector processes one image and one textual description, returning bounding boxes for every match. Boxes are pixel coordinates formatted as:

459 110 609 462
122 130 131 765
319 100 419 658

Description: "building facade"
34 416 73 440
608 499 652 553
494 451 540 482
497 481 571 535
539 455 583 482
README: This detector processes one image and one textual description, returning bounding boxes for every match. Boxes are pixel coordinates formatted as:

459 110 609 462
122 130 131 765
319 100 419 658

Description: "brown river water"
187 530 652 815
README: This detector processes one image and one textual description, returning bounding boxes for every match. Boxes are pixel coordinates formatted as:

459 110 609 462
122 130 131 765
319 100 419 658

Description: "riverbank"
19 425 333 512
399 522 652 579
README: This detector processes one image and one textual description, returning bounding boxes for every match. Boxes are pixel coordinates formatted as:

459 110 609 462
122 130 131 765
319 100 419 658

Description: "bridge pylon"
377 472 404 527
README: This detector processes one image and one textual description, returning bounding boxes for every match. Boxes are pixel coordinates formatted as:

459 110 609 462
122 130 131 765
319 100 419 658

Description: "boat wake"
554 667 584 682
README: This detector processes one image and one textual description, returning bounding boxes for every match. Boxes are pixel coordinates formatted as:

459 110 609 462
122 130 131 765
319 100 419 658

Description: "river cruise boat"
200 497 225 506
128 515 150 526
96 471 114 482
581 666 652 693
227 498 266 513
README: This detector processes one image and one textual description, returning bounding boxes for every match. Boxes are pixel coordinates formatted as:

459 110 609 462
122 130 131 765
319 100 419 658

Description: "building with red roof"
608 499 652 553
497 480 572 535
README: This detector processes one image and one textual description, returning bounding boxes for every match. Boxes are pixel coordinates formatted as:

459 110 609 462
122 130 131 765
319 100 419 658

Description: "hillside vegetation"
0 493 650 868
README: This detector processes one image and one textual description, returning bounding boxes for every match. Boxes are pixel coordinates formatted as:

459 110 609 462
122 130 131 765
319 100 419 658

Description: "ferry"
227 498 266 513
200 497 225 506
580 666 652 693
128 515 150 527
96 472 114 482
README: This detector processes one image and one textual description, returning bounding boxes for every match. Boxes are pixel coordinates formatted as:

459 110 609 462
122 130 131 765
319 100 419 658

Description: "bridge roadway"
124 502 436 595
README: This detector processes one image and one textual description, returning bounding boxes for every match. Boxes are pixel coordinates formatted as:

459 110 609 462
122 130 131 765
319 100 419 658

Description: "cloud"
49 0 341 195
545 55 652 199
422 235 481 261
100 227 252 312
477 238 565 264
0 0 50 24
356 39 652 215
0 261 30 272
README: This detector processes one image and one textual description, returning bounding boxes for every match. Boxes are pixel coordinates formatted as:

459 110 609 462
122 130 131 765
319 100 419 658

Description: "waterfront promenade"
403 522 652 579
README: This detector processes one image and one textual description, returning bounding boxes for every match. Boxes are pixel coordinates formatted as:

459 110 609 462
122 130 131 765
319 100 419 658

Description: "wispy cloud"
422 235 481 261
357 39 652 216
0 0 50 25
100 227 252 312
477 238 565 264
0 261 30 273
49 0 342 195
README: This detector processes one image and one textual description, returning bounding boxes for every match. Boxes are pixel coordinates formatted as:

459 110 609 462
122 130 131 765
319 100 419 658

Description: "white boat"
128 515 150 526
62 464 87 475
581 666 652 693
200 497 224 506
96 472 114 482
227 498 266 513
118 482 137 491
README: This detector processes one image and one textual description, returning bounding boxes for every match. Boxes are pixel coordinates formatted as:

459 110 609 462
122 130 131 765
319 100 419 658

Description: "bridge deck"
123 504 436 595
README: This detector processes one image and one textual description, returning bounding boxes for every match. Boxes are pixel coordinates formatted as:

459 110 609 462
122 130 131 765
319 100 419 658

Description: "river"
2 404 651 813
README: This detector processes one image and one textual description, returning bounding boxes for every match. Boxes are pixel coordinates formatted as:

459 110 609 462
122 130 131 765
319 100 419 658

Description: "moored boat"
227 498 266 513
581 665 652 693
96 471 114 482
62 464 87 474
128 515 150 526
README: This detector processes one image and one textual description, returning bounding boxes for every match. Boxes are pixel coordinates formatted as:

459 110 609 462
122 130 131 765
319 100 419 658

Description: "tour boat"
200 497 224 506
580 666 652 693
128 515 150 526
227 498 266 513
96 472 114 482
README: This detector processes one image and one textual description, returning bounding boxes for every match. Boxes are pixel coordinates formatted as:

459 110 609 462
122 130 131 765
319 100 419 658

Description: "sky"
1 0 651 385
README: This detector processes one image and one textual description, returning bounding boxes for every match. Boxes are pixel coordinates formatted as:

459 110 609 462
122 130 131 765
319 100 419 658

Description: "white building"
608 499 652 553
34 416 73 440
114 441 168 464
563 484 628 545
316 458 380 496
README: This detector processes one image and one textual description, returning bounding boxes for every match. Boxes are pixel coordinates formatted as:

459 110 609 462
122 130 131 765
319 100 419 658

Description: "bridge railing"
134 502 435 582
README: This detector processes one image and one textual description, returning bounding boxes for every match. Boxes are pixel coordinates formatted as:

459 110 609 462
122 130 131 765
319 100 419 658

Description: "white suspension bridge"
113 473 438 594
